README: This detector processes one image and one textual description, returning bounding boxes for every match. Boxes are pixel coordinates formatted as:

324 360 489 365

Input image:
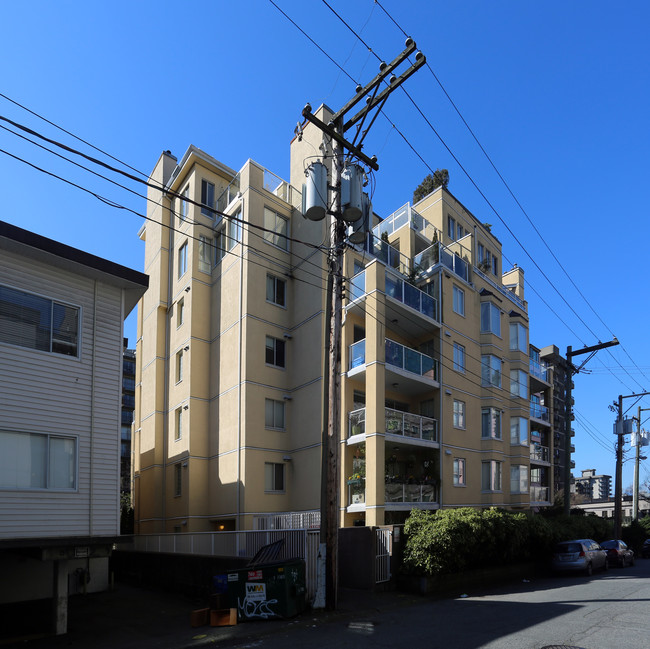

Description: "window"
266 274 286 307
174 463 182 497
177 298 185 327
510 369 528 399
452 286 465 316
175 408 183 441
180 186 189 221
447 215 456 240
453 399 465 429
264 207 288 250
265 462 285 492
453 458 466 486
511 465 528 494
265 336 285 368
0 285 79 357
509 322 527 352
215 211 242 263
478 244 485 263
481 302 501 336
265 399 286 430
176 350 184 383
481 408 502 439
492 255 499 276
178 242 188 279
201 179 215 216
453 343 465 372
198 235 213 273
481 355 502 388
510 416 528 446
457 223 464 240
481 460 502 492
0 430 76 490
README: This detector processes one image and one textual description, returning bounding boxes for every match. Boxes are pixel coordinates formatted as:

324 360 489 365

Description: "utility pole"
633 406 649 520
303 38 425 610
564 338 618 516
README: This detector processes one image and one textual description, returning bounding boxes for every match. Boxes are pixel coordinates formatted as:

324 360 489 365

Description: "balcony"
474 266 526 309
530 402 550 423
530 486 549 502
386 272 438 323
385 482 439 506
414 242 469 282
385 408 438 444
385 339 439 382
347 480 365 508
529 358 549 383
373 202 437 241
530 444 550 463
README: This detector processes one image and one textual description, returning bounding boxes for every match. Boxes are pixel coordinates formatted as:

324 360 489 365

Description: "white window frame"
178 241 188 279
481 407 502 439
481 354 502 388
510 416 529 446
198 235 213 274
453 458 466 486
453 342 465 372
510 465 528 494
481 302 501 336
510 369 528 399
176 350 184 383
509 322 528 352
180 186 189 221
263 207 289 250
266 274 287 308
177 298 184 327
447 215 456 240
481 460 502 492
175 408 183 441
453 399 466 429
265 398 286 430
201 179 215 217
264 462 285 492
452 285 465 316
265 336 286 368
0 430 77 491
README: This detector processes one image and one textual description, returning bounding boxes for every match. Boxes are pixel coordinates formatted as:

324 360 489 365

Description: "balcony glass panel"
348 482 365 506
385 271 438 321
385 482 438 503
349 270 365 302
529 358 549 382
530 402 549 421
530 444 549 462
349 340 366 370
414 242 467 282
385 273 400 300
349 408 366 437
530 486 549 501
383 408 437 443
403 282 420 311
385 339 438 381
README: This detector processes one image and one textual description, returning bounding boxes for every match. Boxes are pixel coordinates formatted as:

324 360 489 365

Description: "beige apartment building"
133 106 559 533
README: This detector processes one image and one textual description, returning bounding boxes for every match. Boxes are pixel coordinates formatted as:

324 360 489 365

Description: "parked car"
551 539 608 576
600 540 634 567
641 539 650 559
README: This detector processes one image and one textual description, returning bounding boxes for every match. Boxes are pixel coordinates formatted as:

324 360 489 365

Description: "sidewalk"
2 583 416 649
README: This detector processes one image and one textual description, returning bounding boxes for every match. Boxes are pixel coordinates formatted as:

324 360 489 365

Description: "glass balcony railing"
413 242 468 282
385 339 439 382
370 235 409 275
385 407 438 443
529 358 549 382
372 203 438 240
349 270 365 302
349 340 366 370
474 266 526 309
385 482 438 504
530 444 550 462
347 481 365 506
385 272 438 321
530 486 549 502
348 408 366 437
530 402 550 421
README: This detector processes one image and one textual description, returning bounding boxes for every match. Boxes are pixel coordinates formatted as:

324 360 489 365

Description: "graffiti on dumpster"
238 582 279 619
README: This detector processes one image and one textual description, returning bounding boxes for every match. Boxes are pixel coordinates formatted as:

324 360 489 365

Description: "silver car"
551 539 609 576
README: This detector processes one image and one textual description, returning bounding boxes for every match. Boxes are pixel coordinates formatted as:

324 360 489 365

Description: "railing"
264 168 300 207
474 266 526 309
384 482 438 504
385 339 439 382
530 444 550 463
530 486 549 502
367 234 410 275
349 340 366 370
413 242 468 282
529 358 549 382
347 480 365 506
530 402 550 421
349 270 365 302
253 511 320 530
386 271 438 321
372 203 438 240
348 408 365 437
385 407 438 443
217 174 241 213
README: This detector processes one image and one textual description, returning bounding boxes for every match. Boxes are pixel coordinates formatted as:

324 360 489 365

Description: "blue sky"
2 1 649 492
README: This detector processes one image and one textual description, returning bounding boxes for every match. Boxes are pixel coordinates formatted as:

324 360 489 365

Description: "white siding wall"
0 249 124 539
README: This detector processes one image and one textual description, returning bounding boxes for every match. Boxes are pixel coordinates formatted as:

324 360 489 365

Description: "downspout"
237 198 245 530
89 280 98 535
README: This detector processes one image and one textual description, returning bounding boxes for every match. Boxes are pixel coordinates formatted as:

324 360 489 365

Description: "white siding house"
0 221 148 636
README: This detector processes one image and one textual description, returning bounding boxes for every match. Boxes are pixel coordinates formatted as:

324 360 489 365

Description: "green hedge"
402 508 615 576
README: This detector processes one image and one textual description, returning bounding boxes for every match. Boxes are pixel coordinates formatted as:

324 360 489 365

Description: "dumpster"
227 558 307 621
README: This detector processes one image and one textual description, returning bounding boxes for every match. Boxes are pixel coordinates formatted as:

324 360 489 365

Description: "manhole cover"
541 646 587 649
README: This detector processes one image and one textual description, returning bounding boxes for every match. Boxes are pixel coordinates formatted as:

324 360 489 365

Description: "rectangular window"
453 342 465 372
176 350 183 383
481 407 502 439
178 242 188 279
510 416 528 446
480 302 501 336
177 298 184 327
265 398 286 430
478 244 485 263
198 235 212 273
453 399 465 429
174 463 182 497
452 286 465 316
481 355 502 388
266 274 286 307
511 465 528 494
0 285 80 357
457 223 464 240
201 179 215 216
175 408 182 441
510 369 528 399
264 207 288 250
453 458 466 486
0 430 76 490
265 336 286 368
264 462 285 492
180 186 189 221
481 460 502 492
447 215 456 240
509 322 527 352
492 255 499 276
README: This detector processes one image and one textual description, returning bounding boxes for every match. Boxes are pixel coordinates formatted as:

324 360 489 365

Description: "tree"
412 169 449 203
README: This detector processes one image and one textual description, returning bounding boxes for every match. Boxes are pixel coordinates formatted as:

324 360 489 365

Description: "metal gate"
375 528 392 583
